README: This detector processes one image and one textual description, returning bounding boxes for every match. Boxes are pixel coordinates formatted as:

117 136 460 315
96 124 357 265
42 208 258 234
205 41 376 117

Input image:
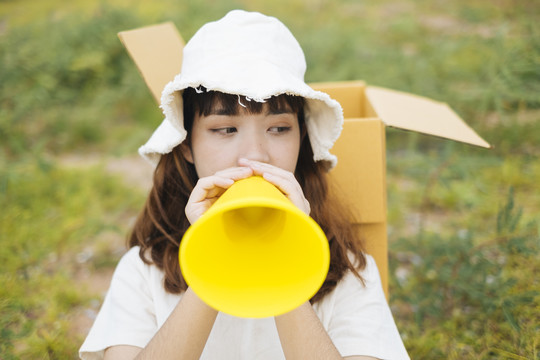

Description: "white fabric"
79 247 409 360
139 10 344 170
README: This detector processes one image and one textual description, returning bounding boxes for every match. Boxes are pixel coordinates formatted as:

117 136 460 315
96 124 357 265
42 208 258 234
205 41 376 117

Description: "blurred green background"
1 0 538 358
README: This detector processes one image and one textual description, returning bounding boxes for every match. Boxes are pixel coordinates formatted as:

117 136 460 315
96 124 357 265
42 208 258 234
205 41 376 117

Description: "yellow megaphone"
179 176 330 318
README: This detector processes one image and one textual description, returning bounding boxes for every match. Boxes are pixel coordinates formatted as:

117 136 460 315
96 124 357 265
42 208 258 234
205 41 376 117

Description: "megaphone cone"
179 176 330 318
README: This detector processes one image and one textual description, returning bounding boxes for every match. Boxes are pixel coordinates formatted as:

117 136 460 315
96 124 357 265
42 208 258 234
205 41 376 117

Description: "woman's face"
184 102 302 178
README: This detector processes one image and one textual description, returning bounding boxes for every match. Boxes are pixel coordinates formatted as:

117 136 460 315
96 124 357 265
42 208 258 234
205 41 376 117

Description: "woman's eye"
211 127 237 135
269 126 292 133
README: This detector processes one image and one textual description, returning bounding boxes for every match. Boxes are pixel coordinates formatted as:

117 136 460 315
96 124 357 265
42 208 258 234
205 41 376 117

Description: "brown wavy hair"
129 88 366 304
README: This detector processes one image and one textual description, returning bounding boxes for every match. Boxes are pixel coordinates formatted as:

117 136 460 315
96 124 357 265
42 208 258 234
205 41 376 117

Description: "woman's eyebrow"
206 107 237 116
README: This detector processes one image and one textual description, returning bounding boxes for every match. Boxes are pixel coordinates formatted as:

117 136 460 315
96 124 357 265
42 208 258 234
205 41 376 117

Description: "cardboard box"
118 23 490 298
310 81 490 297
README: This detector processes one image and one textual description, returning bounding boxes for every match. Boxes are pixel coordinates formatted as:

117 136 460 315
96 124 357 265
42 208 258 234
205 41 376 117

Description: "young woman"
80 10 409 360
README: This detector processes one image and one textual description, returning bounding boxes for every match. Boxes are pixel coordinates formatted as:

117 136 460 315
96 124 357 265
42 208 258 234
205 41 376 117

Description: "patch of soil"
59 153 154 192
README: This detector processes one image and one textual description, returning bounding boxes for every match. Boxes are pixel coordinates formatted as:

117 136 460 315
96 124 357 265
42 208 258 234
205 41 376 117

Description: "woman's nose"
239 133 270 164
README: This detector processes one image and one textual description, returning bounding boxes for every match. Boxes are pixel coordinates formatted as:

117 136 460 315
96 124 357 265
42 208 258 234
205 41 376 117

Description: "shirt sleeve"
79 247 158 360
316 256 410 360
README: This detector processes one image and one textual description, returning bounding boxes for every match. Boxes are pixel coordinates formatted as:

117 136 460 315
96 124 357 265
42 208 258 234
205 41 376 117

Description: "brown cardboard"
118 23 490 299
366 86 491 148
118 22 184 102
324 116 389 296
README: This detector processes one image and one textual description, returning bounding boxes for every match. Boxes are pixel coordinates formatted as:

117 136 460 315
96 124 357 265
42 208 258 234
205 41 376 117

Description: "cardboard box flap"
118 22 184 103
365 86 491 148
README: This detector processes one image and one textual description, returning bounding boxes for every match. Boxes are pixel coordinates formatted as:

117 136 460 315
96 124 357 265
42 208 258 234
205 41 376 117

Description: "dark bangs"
182 87 305 134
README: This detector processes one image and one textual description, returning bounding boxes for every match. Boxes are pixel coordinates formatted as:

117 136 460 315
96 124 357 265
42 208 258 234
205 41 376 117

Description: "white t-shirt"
80 247 409 359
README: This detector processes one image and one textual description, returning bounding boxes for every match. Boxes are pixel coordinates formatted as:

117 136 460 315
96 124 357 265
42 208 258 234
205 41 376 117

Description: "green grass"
0 157 144 358
386 150 539 359
1 0 539 358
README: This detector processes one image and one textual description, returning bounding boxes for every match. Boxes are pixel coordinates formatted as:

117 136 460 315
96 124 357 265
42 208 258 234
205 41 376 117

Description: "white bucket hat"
139 10 344 170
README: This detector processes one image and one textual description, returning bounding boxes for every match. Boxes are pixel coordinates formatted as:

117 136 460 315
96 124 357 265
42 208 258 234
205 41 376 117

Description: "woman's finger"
238 158 310 214
186 166 254 224
263 172 311 215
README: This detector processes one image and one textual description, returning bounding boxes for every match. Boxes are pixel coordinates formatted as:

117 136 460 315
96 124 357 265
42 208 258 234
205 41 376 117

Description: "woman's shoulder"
115 246 146 270
359 254 382 281
106 246 175 310
112 246 161 283
346 252 381 281
333 253 385 300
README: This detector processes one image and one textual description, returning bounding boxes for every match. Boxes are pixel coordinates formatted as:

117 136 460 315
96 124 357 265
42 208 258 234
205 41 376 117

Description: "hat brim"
140 62 343 169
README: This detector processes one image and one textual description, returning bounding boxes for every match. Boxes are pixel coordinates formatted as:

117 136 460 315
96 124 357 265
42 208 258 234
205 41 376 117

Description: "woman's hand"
238 158 311 215
186 166 253 224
